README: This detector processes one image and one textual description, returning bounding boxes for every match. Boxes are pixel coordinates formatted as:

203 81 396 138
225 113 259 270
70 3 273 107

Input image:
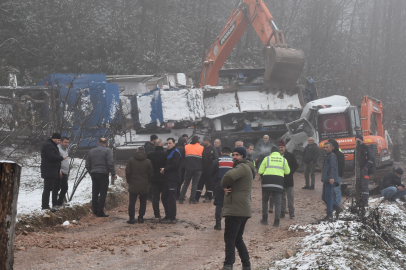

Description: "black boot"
127 218 136 224
273 219 280 227
214 219 221 230
260 215 268 225
138 217 144 224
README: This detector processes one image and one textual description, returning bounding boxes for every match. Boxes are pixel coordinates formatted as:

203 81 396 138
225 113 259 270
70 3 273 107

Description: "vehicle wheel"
293 150 304 173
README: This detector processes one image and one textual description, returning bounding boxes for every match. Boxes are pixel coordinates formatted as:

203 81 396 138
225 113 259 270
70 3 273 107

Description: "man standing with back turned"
86 138 117 217
221 147 255 270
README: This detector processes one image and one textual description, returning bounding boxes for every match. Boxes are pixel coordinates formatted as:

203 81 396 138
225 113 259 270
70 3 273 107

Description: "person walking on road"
393 124 403 162
196 136 219 203
179 136 205 204
329 139 344 206
221 147 255 270
85 138 117 217
41 133 67 212
161 138 182 223
355 134 376 206
380 168 405 201
321 142 340 220
210 147 233 230
302 137 319 190
258 146 290 227
125 147 153 224
53 137 70 208
147 139 167 219
277 140 298 219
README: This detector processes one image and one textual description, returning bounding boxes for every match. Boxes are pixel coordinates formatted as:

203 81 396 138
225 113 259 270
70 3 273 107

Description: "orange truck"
318 96 392 177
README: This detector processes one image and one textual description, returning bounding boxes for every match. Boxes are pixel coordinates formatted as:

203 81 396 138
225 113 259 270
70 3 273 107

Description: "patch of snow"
17 152 125 218
119 96 133 120
136 93 153 127
269 199 406 270
204 92 239 119
238 91 302 111
176 73 187 86
62 221 70 226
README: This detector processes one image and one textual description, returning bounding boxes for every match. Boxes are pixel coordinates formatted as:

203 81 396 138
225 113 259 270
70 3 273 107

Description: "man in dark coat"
278 140 298 219
210 147 233 230
214 139 222 156
380 168 405 200
355 134 376 206
161 138 182 223
302 137 319 189
145 134 158 201
176 137 187 199
85 138 117 217
147 139 167 219
41 133 67 212
125 147 153 224
144 134 158 154
329 139 345 206
195 136 219 203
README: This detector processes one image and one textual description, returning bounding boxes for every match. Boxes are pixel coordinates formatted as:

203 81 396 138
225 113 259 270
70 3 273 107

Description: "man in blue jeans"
380 168 405 201
321 142 340 220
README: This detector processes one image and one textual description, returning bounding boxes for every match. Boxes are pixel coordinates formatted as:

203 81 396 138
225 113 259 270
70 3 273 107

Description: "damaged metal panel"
0 161 21 270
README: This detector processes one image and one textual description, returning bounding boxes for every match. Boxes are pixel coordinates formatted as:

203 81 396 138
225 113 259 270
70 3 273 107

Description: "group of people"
39 130 404 270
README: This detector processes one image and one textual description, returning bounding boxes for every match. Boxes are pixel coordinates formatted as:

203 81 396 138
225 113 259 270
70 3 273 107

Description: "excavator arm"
360 95 384 137
199 0 304 88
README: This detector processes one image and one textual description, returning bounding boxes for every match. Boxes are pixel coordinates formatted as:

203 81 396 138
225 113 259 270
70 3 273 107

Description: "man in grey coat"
321 142 340 220
85 138 117 217
53 137 70 207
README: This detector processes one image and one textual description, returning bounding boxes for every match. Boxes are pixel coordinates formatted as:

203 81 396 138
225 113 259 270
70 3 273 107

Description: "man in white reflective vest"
258 146 290 227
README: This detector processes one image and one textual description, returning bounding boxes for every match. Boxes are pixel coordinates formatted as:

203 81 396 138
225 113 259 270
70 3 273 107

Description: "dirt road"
14 172 329 270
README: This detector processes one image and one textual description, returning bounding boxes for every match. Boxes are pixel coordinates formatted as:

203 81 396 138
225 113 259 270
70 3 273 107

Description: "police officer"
258 146 290 227
210 147 233 230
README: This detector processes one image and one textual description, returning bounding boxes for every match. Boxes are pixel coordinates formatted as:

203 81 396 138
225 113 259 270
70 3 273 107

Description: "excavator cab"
199 0 305 90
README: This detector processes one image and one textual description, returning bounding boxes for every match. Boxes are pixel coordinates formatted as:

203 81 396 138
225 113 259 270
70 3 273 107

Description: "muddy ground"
13 169 335 270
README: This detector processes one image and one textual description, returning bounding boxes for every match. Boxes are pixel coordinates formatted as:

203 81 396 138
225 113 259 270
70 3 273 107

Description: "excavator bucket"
263 46 305 87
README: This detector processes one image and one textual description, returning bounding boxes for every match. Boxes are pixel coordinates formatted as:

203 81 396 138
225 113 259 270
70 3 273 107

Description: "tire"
293 150 304 173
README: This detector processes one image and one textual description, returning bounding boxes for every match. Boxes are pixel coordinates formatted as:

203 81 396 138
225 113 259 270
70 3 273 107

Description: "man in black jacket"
41 133 67 212
380 168 405 201
176 137 187 200
195 136 219 203
355 134 376 206
147 139 167 219
145 134 158 201
161 138 181 223
277 141 298 218
144 134 158 154
329 139 345 206
302 137 319 190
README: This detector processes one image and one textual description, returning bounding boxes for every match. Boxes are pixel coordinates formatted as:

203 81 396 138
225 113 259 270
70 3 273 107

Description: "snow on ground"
269 198 406 270
17 152 125 218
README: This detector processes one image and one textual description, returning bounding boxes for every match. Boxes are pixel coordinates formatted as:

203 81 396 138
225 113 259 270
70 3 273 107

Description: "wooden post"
355 140 362 207
0 161 22 270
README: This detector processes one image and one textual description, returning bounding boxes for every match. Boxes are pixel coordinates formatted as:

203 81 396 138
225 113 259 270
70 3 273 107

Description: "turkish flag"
318 113 349 133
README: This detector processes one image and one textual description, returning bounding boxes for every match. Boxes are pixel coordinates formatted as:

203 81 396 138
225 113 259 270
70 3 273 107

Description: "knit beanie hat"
232 147 247 158
277 140 286 147
395 167 404 175
51 133 61 139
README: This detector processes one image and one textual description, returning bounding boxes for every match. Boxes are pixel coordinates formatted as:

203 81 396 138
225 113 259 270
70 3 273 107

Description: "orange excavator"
199 0 305 89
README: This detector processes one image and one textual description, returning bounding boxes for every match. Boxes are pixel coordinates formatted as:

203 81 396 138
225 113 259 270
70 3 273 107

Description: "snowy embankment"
17 152 125 217
269 198 406 270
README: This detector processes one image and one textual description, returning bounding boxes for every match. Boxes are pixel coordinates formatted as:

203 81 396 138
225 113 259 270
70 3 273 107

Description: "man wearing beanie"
380 168 406 201
258 146 290 227
355 134 376 206
277 140 298 219
40 133 67 212
221 146 255 270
